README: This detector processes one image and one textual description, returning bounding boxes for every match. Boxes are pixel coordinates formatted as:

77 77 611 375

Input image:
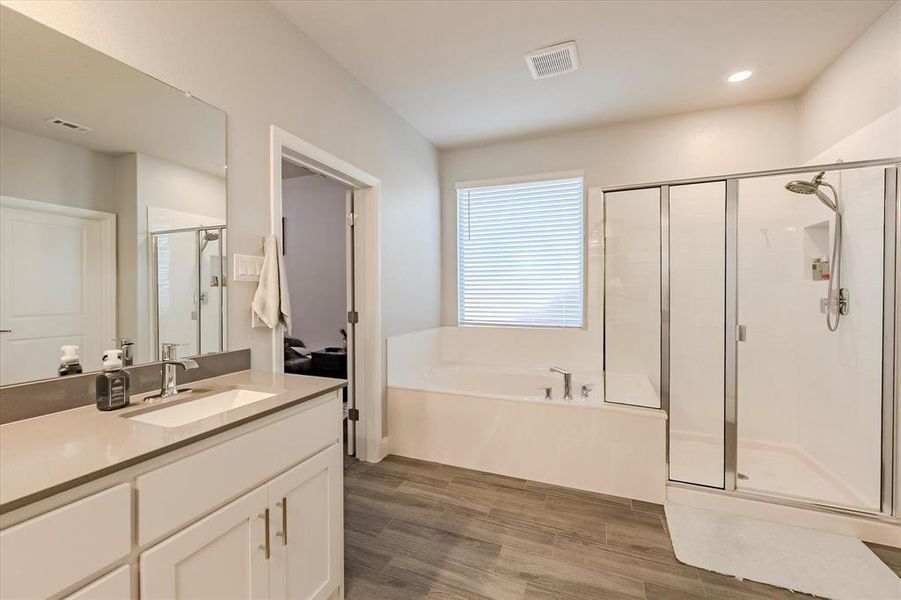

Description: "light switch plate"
233 253 263 282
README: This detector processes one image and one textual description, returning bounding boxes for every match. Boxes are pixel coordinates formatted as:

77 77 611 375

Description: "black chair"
283 336 312 374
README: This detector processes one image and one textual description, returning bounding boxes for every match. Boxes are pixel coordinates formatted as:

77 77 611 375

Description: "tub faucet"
548 367 572 400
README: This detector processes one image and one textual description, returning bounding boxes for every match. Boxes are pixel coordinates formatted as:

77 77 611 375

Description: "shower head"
784 172 837 211
199 230 220 252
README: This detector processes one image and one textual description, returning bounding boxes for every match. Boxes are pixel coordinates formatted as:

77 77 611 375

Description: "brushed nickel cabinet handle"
258 509 270 559
276 498 287 545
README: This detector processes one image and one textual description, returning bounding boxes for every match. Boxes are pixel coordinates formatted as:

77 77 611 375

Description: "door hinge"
348 408 360 421
737 325 747 342
346 212 358 227
347 311 359 324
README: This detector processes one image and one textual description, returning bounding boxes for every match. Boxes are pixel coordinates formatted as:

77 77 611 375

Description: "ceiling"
0 6 226 176
272 0 892 149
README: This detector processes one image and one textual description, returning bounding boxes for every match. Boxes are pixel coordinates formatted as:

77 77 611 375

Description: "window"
457 176 584 327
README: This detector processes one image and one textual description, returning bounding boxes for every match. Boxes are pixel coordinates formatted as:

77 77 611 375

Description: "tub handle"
538 386 553 400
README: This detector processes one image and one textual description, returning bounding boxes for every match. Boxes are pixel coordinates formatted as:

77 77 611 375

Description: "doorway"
281 162 356 455
269 126 383 463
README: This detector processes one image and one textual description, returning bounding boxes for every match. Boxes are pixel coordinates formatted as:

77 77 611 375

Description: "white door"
0 199 115 384
268 444 343 600
140 486 270 600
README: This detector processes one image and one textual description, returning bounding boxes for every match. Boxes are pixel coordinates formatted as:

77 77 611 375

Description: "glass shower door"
198 228 225 354
154 230 199 357
735 166 887 511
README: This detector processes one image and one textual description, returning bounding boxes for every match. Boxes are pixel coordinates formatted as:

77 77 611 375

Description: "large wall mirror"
0 7 227 385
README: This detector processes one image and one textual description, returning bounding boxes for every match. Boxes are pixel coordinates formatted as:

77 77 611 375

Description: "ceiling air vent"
525 41 579 80
45 117 93 134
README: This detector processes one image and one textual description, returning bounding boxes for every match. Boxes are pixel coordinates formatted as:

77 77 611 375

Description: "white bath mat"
665 502 901 600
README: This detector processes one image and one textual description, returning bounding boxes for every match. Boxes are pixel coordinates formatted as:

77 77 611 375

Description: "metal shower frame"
601 156 900 521
150 225 227 360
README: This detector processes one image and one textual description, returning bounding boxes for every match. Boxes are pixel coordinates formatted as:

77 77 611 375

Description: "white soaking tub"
386 327 666 503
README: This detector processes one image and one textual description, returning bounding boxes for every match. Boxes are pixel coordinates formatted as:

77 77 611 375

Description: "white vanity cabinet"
0 389 344 600
140 486 270 599
140 443 344 600
268 444 344 600
0 484 131 599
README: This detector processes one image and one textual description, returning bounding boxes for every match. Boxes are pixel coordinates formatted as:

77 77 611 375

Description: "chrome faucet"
549 367 572 400
114 337 135 367
151 343 198 400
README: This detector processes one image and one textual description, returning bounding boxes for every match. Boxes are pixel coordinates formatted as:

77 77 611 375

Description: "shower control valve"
820 288 850 316
580 384 594 400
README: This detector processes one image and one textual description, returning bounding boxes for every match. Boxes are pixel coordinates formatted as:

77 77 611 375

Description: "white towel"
251 235 292 331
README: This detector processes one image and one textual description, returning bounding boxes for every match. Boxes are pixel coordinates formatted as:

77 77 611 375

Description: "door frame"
0 195 117 366
269 126 383 463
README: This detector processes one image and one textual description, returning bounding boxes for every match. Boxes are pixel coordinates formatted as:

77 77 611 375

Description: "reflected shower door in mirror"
0 6 227 385
603 188 661 409
152 226 226 360
668 182 725 488
736 167 885 511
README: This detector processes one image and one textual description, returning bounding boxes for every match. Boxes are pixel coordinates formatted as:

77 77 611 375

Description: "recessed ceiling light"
727 70 753 83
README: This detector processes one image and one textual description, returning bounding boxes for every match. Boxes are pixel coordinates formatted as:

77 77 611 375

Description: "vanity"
0 370 346 599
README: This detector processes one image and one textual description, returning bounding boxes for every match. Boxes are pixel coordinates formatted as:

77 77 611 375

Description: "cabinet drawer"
64 566 131 600
0 484 131 599
137 392 339 546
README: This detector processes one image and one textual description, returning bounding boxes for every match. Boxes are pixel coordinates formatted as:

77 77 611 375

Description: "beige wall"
439 98 799 323
798 1 901 163
0 125 117 212
2 0 442 373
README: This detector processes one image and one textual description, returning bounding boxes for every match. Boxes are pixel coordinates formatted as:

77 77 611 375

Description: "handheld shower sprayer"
784 172 845 331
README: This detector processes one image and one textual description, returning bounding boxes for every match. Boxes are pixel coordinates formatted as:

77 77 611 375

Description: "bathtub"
386 327 667 503
419 363 603 404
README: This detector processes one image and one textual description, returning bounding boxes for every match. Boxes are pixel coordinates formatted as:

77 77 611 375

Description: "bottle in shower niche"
58 345 83 376
812 257 831 281
96 349 131 411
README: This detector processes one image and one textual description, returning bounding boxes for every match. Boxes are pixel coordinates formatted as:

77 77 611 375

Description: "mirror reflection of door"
0 6 227 383
0 199 116 385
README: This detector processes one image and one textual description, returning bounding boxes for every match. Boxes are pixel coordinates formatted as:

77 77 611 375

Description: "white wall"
2 0 442 373
0 125 117 212
440 98 799 324
282 174 348 351
798 1 901 163
792 1 900 509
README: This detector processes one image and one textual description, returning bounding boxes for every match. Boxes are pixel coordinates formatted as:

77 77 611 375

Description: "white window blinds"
457 176 584 327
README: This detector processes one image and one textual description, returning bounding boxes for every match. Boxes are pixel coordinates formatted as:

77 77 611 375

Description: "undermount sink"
128 388 278 428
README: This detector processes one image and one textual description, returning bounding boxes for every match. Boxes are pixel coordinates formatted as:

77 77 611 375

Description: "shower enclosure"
151 226 227 359
603 158 899 518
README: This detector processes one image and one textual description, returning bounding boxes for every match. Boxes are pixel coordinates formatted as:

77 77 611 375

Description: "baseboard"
379 435 391 460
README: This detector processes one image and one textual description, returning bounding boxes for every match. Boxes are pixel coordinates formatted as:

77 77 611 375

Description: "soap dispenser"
96 349 131 411
58 345 83 376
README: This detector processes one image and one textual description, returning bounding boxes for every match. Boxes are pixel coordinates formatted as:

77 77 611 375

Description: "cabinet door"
64 566 131 600
268 444 343 600
140 486 269 600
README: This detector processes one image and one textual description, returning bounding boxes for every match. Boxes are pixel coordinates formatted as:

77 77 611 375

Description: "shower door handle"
736 325 747 342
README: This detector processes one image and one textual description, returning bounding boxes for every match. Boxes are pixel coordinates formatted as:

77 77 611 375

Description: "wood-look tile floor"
344 455 901 600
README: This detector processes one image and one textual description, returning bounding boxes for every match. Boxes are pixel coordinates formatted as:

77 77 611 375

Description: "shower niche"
802 221 830 281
